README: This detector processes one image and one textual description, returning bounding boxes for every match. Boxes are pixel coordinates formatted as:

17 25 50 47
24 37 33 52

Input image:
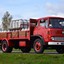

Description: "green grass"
0 52 64 64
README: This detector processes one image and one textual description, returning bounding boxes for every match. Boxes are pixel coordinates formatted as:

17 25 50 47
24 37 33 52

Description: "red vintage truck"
0 16 64 54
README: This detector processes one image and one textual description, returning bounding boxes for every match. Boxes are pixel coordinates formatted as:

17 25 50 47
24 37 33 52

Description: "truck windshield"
49 18 64 29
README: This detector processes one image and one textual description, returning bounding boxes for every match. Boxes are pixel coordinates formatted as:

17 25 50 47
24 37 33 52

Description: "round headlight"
51 37 55 40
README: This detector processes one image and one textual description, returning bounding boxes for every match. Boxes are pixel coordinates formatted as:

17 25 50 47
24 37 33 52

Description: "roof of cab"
30 16 64 22
37 16 64 20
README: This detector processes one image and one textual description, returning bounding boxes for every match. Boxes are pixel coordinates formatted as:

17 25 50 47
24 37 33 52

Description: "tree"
2 11 12 31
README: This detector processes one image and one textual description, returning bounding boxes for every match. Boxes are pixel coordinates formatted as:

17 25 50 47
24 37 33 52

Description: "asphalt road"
0 50 58 54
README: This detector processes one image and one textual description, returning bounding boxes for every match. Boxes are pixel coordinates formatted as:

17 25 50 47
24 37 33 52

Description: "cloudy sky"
0 0 64 23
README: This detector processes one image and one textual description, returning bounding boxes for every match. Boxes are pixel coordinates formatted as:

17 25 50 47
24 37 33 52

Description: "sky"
0 0 64 23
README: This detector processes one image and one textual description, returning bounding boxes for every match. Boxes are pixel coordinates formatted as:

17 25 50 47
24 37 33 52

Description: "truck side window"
40 20 46 27
46 20 48 28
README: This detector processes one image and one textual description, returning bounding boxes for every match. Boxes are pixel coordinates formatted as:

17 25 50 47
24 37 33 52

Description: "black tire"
1 41 13 53
21 47 31 53
56 46 64 54
33 38 44 54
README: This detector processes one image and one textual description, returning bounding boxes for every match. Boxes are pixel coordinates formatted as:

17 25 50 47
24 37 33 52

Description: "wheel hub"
2 43 7 51
35 42 41 51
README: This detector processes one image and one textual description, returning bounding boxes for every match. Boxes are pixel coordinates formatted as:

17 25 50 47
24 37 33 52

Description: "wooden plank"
0 32 7 38
19 31 25 36
11 31 18 38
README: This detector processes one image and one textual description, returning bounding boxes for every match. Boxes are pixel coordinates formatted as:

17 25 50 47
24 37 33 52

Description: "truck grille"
53 37 64 41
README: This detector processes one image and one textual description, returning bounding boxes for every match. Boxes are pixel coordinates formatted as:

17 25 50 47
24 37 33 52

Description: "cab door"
37 19 49 41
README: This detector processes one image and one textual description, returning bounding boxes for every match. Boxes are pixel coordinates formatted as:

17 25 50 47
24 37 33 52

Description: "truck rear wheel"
21 47 31 53
1 41 13 53
56 46 64 54
33 38 44 54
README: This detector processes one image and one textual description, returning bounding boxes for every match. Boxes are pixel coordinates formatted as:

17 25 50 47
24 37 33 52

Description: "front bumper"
48 42 64 45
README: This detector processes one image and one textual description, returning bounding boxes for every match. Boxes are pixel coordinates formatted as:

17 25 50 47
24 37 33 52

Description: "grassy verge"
0 53 64 64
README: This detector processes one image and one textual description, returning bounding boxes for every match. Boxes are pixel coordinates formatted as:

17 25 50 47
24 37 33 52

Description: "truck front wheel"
1 41 13 53
56 46 64 54
33 39 44 54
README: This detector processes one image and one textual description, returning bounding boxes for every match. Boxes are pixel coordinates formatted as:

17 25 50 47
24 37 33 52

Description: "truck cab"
32 17 64 54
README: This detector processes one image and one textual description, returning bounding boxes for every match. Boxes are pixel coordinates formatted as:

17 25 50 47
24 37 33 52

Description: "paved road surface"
0 50 58 54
